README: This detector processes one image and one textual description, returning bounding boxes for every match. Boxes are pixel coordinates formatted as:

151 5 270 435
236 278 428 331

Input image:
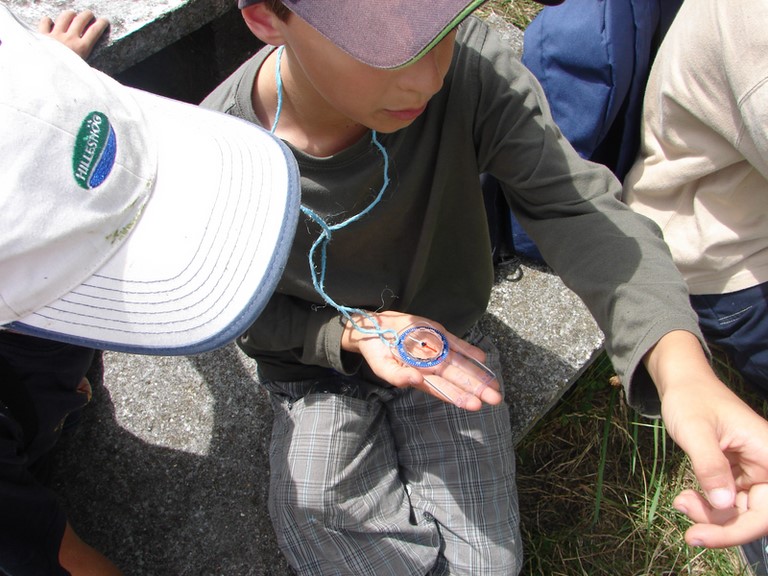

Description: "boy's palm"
347 311 503 411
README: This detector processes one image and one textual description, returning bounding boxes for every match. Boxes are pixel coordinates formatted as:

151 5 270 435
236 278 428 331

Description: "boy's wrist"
643 330 719 400
340 312 374 353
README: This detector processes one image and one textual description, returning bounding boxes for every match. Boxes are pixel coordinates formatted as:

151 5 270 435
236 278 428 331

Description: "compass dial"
395 325 449 368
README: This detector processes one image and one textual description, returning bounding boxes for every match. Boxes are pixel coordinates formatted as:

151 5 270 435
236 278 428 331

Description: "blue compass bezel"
395 325 449 368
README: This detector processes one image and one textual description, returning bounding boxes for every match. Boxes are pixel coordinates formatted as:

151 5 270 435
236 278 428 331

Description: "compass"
394 325 449 368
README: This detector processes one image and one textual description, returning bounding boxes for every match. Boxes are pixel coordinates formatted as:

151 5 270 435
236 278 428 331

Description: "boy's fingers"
422 376 483 411
37 16 53 33
71 10 106 37
38 10 109 60
53 9 78 31
673 489 739 525
79 17 109 52
684 512 768 549
71 9 97 27
439 363 502 405
670 420 736 508
674 485 768 548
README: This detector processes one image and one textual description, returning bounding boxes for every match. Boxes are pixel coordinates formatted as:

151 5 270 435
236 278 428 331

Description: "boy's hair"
264 0 290 21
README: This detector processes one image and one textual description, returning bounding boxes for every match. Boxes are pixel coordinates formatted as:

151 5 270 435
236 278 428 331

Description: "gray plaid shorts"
260 330 522 575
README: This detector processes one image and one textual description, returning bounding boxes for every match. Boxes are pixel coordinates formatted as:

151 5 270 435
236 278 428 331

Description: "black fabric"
0 332 96 576
741 536 768 576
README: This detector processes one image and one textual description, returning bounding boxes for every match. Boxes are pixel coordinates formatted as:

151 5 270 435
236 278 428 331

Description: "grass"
478 0 544 29
482 1 766 573
515 350 765 575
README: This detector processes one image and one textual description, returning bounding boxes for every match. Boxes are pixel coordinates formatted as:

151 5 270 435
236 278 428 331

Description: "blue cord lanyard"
271 45 398 344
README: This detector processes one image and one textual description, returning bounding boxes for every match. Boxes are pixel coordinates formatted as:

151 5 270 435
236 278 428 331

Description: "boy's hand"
38 10 109 60
342 311 503 411
645 330 768 547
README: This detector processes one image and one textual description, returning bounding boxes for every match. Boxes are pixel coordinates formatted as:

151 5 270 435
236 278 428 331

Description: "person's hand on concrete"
38 9 109 60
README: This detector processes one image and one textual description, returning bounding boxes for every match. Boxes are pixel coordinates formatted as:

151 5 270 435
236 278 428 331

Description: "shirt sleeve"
463 18 705 416
236 291 360 376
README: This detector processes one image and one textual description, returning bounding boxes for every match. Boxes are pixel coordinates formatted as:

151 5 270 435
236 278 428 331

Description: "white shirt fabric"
623 0 768 295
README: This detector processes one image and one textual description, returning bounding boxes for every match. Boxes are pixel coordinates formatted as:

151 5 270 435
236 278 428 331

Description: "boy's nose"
397 50 445 96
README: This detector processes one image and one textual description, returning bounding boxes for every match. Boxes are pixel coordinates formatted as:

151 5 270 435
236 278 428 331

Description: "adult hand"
38 10 109 60
341 310 503 411
646 330 768 547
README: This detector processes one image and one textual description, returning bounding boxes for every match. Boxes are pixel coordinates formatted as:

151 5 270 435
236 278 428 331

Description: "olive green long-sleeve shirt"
201 17 701 416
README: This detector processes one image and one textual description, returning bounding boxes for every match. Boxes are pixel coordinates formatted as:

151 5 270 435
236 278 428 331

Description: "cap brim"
9 91 300 356
286 0 488 68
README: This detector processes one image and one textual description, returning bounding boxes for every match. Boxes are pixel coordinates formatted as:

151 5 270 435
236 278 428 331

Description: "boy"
203 1 768 574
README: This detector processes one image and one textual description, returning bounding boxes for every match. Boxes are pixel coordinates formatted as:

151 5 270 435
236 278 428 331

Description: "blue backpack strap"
484 0 685 267
522 0 683 180
481 173 544 264
523 0 634 166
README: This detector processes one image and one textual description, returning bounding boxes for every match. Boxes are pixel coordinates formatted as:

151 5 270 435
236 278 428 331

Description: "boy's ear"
241 3 286 46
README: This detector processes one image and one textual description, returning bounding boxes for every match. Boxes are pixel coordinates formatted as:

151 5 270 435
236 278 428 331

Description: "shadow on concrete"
51 346 291 576
49 264 602 575
114 7 263 104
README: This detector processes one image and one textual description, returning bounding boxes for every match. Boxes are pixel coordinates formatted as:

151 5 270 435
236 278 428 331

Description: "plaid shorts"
260 331 522 576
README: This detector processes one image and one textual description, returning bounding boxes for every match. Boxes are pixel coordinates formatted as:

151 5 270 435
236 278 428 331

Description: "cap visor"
10 91 300 355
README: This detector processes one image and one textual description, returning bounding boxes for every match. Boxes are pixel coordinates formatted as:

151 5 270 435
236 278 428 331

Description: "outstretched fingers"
674 484 768 548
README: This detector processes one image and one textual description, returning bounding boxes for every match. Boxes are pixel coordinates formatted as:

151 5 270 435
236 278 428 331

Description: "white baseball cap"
0 5 300 355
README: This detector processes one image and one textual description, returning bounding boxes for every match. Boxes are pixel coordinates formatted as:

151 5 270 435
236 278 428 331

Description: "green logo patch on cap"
72 111 117 189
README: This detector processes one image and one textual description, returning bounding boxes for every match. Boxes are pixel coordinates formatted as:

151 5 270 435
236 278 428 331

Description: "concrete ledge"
8 1 261 104
50 262 603 575
8 0 232 75
482 261 604 444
